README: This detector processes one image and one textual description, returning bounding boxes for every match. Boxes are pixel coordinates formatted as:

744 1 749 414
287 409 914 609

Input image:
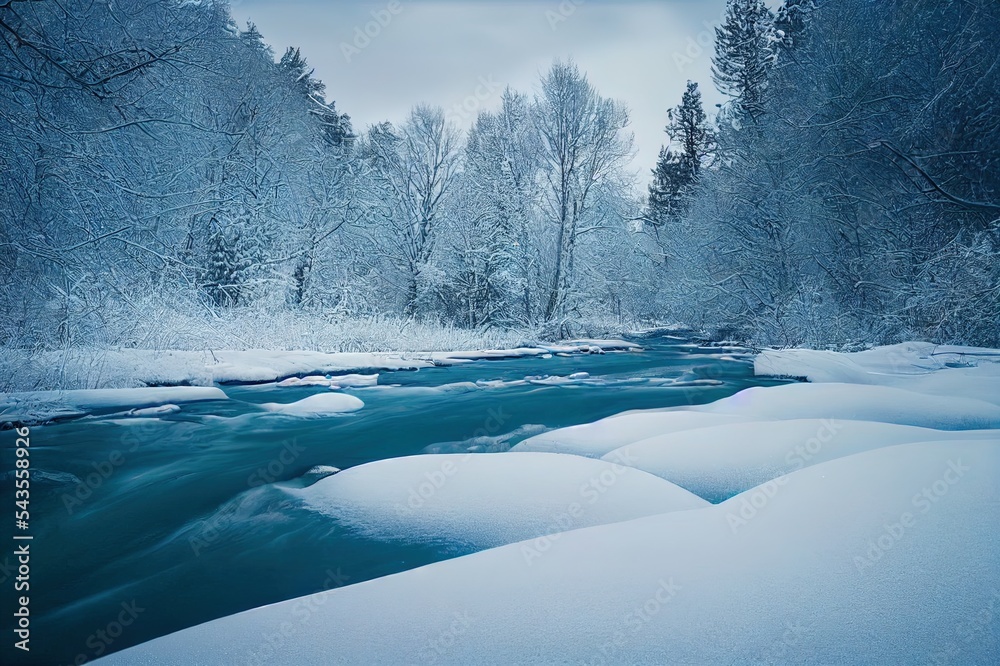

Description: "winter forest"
1 0 998 378
4 3 1000 664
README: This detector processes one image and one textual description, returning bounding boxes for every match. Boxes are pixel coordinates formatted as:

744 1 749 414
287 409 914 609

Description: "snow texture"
294 452 708 549
259 393 364 416
98 440 1000 665
0 386 227 424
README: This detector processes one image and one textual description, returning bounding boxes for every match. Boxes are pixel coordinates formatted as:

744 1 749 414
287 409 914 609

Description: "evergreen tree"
647 147 688 229
647 82 714 228
712 0 776 119
279 46 354 148
666 81 714 181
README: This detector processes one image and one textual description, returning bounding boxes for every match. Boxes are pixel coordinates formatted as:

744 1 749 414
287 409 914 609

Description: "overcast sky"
230 0 732 184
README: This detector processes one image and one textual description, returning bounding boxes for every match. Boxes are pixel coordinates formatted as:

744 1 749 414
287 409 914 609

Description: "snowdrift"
99 440 1000 665
295 452 708 550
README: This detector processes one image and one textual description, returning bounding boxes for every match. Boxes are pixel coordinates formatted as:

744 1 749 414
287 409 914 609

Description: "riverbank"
98 341 1000 665
0 340 645 424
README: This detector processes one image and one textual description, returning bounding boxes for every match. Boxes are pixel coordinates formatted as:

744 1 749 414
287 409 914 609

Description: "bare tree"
534 60 634 323
365 106 462 316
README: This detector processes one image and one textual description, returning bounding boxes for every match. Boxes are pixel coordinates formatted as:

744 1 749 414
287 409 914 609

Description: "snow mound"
0 386 226 424
294 452 707 550
99 440 1000 665
695 382 1000 430
756 343 1000 404
259 393 364 416
511 409 752 458
604 418 1000 502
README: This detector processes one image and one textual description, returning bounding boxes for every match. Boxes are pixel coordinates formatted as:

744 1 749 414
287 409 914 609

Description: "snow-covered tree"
362 106 462 316
534 60 634 323
447 89 544 327
712 0 776 120
648 81 714 233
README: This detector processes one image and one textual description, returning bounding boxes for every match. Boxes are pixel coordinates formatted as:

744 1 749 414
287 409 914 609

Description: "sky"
229 0 732 184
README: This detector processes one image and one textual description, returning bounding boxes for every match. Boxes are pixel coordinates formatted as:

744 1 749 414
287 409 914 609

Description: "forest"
1 0 997 362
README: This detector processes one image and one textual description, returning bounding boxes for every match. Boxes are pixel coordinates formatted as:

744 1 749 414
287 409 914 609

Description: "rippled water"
1 336 788 664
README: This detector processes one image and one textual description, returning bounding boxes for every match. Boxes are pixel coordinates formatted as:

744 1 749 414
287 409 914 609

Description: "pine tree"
648 82 714 228
712 0 776 119
279 46 354 148
667 81 714 181
648 148 688 227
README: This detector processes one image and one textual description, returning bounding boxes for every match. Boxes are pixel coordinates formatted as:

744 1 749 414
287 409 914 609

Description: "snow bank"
6 341 645 392
511 410 752 458
99 440 1000 665
209 351 425 383
0 387 227 424
756 342 1000 404
259 393 364 416
293 452 707 550
604 418 1000 502
425 340 642 365
694 382 1000 430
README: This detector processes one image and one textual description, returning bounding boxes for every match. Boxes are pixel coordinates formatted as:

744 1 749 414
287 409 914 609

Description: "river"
3 335 789 664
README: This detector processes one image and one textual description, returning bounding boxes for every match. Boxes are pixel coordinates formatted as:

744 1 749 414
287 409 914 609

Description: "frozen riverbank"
97 342 1000 664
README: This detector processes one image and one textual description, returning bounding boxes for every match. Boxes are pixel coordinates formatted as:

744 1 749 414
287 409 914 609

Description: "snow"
92 342 1000 664
276 373 379 388
756 342 1000 405
208 350 427 383
603 418 1000 502
7 342 645 391
0 387 227 424
694 382 1000 430
259 393 364 416
98 440 1000 665
293 452 708 550
426 340 641 365
511 409 753 458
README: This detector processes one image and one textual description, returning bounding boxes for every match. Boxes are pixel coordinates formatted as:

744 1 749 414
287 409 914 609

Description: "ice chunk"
0 386 226 424
276 373 379 389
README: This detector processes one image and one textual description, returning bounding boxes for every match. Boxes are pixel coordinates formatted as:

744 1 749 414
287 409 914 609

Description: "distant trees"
450 88 543 328
358 62 643 332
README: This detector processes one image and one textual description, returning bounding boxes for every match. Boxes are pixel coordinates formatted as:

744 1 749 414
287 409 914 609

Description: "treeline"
650 0 1000 347
3 0 996 353
0 0 654 351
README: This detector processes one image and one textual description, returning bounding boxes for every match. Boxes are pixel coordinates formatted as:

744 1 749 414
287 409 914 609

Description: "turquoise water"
1 337 787 665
